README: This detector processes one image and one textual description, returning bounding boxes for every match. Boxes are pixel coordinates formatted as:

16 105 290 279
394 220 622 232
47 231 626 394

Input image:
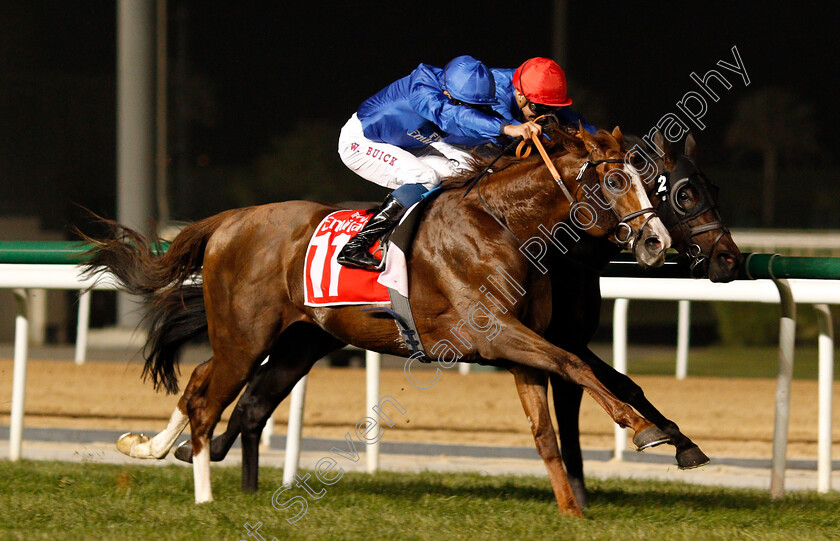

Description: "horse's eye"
606 178 618 189
678 191 689 201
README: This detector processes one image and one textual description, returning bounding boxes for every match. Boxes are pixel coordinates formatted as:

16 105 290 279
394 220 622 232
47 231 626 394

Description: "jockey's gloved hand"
503 121 542 140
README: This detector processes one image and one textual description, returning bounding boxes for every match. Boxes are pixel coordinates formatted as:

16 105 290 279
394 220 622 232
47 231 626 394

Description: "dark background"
1 1 838 234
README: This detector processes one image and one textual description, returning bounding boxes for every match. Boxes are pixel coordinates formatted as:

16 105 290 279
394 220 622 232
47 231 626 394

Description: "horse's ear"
611 126 625 150
685 132 697 160
652 130 675 169
652 130 671 158
579 123 602 157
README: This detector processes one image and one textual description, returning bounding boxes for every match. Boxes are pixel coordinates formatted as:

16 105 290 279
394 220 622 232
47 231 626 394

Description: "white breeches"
337 114 473 190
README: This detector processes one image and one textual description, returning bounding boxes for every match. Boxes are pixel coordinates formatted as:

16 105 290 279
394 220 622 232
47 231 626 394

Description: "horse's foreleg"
510 366 582 517
550 375 587 508
485 326 656 443
578 348 709 468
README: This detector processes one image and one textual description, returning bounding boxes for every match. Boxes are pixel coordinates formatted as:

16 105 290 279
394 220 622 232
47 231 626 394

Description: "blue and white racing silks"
357 63 505 149
356 63 596 150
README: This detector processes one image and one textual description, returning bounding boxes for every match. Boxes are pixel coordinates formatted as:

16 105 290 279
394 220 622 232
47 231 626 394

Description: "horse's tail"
79 210 237 394
143 281 207 394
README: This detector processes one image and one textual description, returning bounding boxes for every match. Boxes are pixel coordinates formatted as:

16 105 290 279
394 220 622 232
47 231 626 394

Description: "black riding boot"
337 194 407 270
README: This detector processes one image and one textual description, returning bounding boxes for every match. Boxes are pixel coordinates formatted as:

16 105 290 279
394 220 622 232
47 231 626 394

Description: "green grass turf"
624 345 840 380
1 461 838 540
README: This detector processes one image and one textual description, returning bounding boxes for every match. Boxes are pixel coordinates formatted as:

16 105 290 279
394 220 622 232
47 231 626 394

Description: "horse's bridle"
466 133 656 248
572 156 656 248
654 156 729 277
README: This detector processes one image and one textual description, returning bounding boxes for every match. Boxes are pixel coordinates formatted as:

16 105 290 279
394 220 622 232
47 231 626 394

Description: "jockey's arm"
502 121 542 140
558 108 597 134
408 64 505 142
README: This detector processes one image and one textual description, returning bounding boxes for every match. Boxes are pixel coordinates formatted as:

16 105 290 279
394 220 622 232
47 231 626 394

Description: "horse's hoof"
174 440 194 463
568 479 588 510
116 432 149 457
677 446 710 469
633 426 670 451
557 503 584 519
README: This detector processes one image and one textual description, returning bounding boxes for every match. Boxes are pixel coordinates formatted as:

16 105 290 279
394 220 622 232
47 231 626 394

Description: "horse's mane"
441 119 622 189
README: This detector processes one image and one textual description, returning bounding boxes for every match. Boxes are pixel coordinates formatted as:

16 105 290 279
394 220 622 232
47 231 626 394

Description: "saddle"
302 194 437 359
372 190 439 361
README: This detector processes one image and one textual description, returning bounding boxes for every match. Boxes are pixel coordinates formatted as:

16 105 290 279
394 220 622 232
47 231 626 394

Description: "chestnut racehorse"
173 132 731 509
83 125 671 516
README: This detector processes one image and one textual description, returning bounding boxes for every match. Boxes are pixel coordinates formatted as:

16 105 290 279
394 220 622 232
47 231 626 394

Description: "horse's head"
643 132 742 282
457 123 669 268
570 126 672 268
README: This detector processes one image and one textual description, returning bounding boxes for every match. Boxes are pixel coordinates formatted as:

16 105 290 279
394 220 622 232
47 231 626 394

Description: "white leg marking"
126 407 189 459
193 442 213 503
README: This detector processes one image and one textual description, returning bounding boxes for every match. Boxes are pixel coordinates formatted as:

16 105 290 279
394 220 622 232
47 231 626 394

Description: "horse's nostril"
645 237 662 252
718 252 736 266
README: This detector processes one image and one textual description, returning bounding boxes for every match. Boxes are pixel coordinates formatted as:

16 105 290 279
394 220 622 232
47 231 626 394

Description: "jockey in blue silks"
337 55 595 270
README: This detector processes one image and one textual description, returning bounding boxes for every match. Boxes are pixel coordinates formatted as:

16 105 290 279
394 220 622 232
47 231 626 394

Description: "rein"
526 136 657 247
463 139 520 198
523 134 575 203
464 131 656 248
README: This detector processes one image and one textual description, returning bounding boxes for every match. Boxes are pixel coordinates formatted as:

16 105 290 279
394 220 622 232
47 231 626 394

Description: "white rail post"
366 350 381 473
10 289 29 461
770 277 796 499
261 414 274 449
74 290 92 365
814 304 834 493
28 288 47 346
676 300 691 379
612 298 630 460
282 376 307 486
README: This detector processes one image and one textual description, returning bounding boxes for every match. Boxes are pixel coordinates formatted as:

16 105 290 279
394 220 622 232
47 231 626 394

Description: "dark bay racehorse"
83 125 675 515
526 132 742 507
173 132 734 508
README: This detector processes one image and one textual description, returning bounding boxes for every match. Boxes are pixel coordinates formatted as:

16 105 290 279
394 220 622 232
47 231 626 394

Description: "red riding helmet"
513 57 573 107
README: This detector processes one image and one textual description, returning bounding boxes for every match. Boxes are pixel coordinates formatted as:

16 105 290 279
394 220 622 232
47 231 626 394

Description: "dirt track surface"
1 357 838 460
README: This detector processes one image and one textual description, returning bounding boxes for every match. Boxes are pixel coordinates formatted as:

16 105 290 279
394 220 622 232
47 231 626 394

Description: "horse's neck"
479 159 575 240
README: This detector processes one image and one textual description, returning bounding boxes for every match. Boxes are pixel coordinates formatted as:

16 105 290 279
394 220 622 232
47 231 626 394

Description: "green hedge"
713 302 835 346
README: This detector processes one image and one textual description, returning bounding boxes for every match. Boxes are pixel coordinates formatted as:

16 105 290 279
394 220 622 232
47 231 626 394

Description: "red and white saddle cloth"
303 209 407 307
